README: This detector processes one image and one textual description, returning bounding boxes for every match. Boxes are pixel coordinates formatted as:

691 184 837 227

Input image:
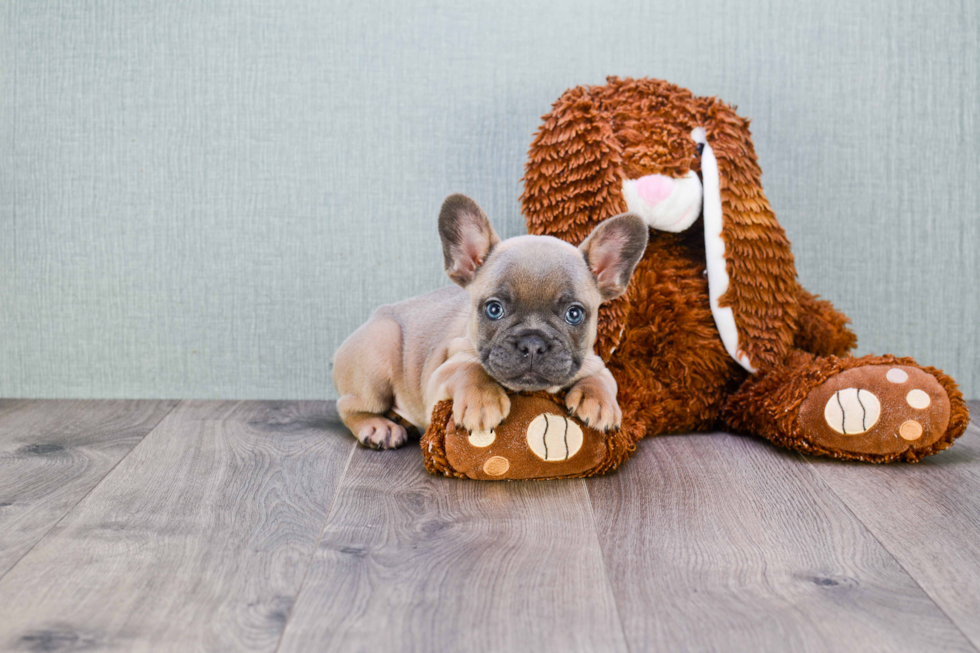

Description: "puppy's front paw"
356 417 409 450
565 378 622 433
453 383 511 433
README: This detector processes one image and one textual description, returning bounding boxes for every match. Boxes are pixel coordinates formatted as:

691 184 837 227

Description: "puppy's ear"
439 194 500 286
579 213 649 301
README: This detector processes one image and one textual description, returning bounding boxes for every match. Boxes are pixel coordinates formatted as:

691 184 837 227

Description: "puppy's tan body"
333 196 647 449
335 286 473 431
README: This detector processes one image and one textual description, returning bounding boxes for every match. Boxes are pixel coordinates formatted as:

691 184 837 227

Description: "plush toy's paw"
565 377 622 433
798 364 952 459
452 382 511 433
422 392 638 480
357 417 410 450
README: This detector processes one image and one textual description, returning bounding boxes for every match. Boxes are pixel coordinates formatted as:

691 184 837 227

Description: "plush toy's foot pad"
427 394 615 480
799 364 951 458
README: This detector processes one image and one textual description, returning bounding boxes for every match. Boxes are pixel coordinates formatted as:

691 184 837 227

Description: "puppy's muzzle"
486 329 577 390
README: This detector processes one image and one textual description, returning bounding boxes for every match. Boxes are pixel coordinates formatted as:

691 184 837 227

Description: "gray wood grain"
0 400 354 653
804 401 980 648
1 401 976 652
0 399 177 578
586 432 977 653
276 445 627 653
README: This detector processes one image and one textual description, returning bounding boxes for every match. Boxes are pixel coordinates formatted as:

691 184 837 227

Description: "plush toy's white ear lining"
691 127 757 374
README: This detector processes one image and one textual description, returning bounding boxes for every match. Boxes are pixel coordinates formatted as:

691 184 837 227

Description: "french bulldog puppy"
333 194 648 449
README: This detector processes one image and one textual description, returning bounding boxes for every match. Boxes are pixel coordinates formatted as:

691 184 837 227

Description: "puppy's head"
439 194 648 391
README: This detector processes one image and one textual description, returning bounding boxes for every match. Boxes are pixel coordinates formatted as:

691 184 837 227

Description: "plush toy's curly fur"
421 77 969 478
524 77 804 368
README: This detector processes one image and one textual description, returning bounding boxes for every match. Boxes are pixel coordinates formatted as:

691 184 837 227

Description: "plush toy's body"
422 77 969 479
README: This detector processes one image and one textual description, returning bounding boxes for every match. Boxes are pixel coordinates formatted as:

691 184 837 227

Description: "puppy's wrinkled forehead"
472 235 597 303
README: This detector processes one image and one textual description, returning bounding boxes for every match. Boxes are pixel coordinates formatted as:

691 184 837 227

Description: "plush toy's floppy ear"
522 85 626 246
579 213 649 301
694 102 800 373
522 86 633 359
439 194 500 287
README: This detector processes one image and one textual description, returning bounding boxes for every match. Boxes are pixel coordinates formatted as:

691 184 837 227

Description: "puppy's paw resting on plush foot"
355 417 409 450
565 377 622 433
453 383 511 433
799 364 952 460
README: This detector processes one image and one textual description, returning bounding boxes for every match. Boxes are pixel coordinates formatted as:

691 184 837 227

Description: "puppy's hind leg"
333 316 409 450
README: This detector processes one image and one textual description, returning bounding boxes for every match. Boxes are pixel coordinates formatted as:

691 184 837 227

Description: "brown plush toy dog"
422 77 970 480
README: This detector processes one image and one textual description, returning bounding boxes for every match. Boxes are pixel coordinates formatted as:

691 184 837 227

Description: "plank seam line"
0 399 182 584
272 439 357 653
583 479 633 653
796 449 980 653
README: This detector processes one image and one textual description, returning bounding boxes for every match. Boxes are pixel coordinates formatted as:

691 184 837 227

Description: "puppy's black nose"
516 334 549 357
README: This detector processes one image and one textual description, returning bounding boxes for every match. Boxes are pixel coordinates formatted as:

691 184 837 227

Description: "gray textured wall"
1 0 977 400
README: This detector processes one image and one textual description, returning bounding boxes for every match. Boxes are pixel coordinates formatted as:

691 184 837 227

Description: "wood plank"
0 400 354 653
277 445 628 653
0 399 177 577
587 431 977 653
804 400 980 648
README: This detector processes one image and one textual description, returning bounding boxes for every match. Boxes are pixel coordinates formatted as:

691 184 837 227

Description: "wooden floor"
0 399 978 652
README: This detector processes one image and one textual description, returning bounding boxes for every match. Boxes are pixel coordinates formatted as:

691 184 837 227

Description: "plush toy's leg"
793 289 858 357
721 350 970 462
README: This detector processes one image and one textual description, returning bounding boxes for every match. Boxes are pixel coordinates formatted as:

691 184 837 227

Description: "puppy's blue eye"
484 301 504 320
565 305 585 325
